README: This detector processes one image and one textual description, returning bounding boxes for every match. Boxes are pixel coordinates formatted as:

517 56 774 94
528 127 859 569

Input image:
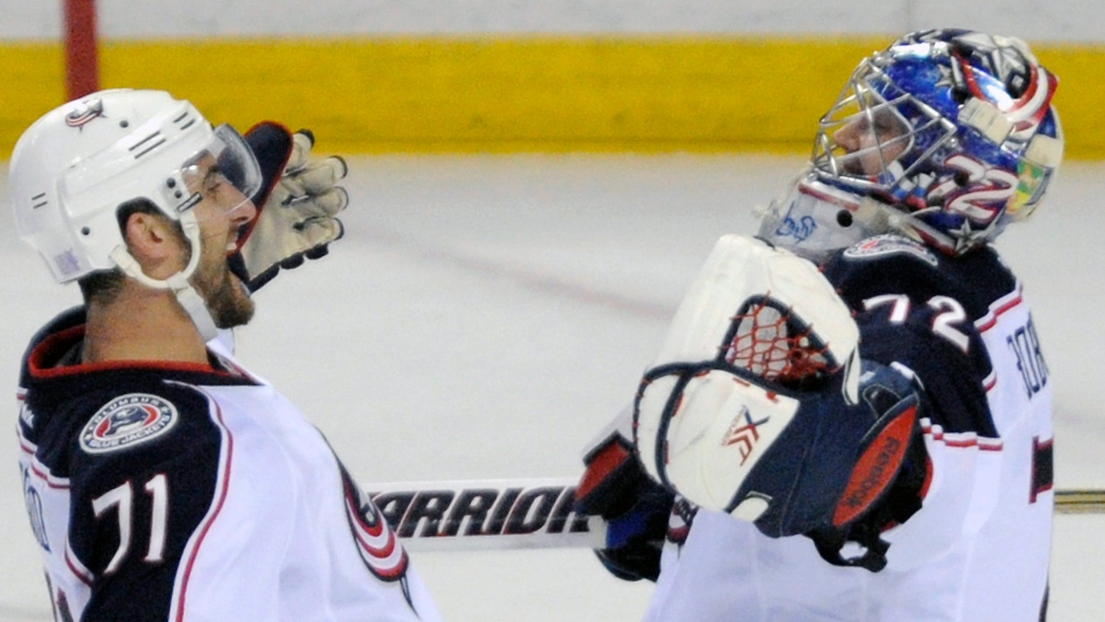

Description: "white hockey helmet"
9 88 262 337
10 88 262 283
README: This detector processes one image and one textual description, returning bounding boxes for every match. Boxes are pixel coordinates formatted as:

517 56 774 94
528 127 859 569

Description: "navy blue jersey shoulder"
66 379 224 621
18 306 259 621
821 235 1017 318
20 306 256 473
821 235 1016 438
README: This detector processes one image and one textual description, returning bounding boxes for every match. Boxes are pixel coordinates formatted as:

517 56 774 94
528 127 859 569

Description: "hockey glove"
232 123 350 291
575 432 674 582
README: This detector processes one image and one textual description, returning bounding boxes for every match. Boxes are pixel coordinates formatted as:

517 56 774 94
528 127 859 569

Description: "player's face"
184 155 257 328
832 107 909 177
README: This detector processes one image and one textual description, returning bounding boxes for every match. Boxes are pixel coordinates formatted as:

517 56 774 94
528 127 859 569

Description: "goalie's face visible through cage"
811 59 953 196
823 83 912 179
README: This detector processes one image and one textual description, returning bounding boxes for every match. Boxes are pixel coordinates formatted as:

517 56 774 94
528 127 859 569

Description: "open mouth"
839 156 869 177
225 230 242 254
841 160 862 176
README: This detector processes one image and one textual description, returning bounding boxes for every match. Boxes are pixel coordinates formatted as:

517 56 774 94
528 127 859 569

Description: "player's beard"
189 246 255 329
202 266 255 329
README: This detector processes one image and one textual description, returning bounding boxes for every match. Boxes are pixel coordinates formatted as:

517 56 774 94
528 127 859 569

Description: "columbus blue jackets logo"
843 234 939 266
65 99 105 128
80 394 178 454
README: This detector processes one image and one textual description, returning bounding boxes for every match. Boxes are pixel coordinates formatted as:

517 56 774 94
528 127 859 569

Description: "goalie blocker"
632 235 929 571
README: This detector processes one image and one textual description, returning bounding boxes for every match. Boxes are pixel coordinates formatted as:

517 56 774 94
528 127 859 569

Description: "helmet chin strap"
108 210 220 342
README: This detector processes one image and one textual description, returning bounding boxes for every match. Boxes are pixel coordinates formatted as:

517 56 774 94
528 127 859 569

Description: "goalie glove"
633 235 927 570
231 123 350 291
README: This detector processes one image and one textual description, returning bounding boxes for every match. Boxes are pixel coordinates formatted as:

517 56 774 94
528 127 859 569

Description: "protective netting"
723 296 837 387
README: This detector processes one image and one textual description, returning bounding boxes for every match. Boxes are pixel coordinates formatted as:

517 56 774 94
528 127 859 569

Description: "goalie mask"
9 89 262 339
764 29 1063 258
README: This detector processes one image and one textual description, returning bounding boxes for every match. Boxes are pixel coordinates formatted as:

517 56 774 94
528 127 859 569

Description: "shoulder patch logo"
843 234 939 266
80 394 178 454
65 98 105 129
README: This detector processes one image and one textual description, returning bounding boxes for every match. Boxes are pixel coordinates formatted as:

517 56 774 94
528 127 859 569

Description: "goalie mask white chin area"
756 173 890 264
9 88 262 340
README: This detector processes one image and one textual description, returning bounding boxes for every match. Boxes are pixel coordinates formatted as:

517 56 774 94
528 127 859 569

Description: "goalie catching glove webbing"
230 122 350 291
633 235 928 571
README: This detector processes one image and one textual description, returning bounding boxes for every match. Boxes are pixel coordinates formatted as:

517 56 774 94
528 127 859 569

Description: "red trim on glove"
833 403 919 527
236 121 295 252
576 439 632 503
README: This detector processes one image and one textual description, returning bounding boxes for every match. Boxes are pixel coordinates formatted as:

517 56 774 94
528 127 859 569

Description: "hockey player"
575 29 1062 620
11 89 442 621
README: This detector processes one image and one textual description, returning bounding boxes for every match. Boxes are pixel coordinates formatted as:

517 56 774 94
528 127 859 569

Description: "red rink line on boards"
363 227 677 321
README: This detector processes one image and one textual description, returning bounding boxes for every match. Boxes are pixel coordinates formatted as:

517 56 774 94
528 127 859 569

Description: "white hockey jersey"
643 235 1053 621
16 307 442 622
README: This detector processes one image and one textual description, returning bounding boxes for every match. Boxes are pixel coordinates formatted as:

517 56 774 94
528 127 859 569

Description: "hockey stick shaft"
368 479 1103 551
1054 489 1105 514
369 478 602 552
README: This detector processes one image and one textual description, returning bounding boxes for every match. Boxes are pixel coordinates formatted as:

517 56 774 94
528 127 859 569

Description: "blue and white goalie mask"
804 29 1063 255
